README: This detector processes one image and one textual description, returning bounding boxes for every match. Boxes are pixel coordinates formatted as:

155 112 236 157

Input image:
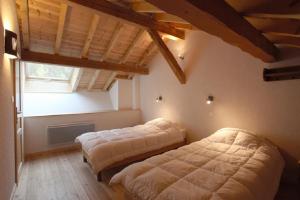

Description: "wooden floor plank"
13 150 125 200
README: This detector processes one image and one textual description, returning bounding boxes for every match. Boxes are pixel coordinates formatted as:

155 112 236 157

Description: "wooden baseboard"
10 183 17 200
25 144 81 161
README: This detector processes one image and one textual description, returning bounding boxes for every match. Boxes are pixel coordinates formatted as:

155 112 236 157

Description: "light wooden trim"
103 72 117 91
155 13 189 24
20 0 30 49
146 0 278 62
87 70 101 90
244 13 300 20
120 29 145 63
71 68 84 92
25 144 81 161
21 51 149 75
101 22 123 60
138 41 156 66
68 0 185 39
131 2 163 13
81 14 100 57
55 3 68 54
148 29 186 84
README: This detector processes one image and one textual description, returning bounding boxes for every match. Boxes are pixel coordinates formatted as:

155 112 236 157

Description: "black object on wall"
5 29 18 59
263 66 300 81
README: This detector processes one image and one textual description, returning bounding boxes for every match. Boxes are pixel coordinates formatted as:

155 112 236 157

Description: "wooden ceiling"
16 0 300 88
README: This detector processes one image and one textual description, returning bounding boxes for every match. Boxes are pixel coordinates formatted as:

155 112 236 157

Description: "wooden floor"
13 150 299 200
13 150 126 200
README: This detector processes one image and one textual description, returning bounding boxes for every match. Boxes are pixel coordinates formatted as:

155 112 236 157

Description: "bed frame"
82 139 186 181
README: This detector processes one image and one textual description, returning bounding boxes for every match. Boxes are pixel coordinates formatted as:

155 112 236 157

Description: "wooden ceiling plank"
146 0 278 62
103 72 117 91
101 22 123 60
81 14 100 58
120 29 145 64
155 13 189 24
21 50 149 75
87 70 101 90
54 3 68 54
138 41 156 66
147 29 186 84
67 0 185 39
131 2 163 13
20 0 30 49
71 68 84 92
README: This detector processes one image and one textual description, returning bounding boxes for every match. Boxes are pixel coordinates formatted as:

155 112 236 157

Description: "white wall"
109 79 134 110
139 30 300 180
118 79 133 110
23 91 113 116
0 0 20 198
109 81 119 110
24 110 141 154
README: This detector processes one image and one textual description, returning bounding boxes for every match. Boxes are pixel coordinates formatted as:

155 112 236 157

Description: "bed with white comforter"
75 118 186 174
110 128 284 200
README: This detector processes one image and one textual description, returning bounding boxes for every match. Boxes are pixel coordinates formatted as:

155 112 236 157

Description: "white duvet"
75 118 186 173
110 128 284 200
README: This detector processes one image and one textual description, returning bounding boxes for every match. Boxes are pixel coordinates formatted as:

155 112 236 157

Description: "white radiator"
47 123 95 145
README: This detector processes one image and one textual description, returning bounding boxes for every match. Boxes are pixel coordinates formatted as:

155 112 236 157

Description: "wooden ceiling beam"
131 2 163 13
101 22 123 60
120 29 145 63
67 0 185 39
155 13 189 24
103 72 117 91
147 29 186 84
81 14 100 58
244 13 300 20
20 0 30 49
264 34 300 47
55 3 68 54
71 68 84 92
146 0 278 62
21 51 149 75
138 41 156 66
88 70 101 90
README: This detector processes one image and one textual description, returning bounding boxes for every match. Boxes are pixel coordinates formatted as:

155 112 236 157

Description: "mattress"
75 118 186 173
110 128 284 200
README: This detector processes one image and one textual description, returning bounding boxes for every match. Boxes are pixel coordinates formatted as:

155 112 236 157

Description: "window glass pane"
26 63 73 80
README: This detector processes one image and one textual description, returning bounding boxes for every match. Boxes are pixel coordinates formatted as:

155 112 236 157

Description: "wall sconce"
156 96 163 103
206 96 214 105
5 29 18 59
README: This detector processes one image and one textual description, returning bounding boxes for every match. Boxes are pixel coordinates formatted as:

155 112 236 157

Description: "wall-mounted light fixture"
206 96 214 105
5 29 18 59
156 96 163 103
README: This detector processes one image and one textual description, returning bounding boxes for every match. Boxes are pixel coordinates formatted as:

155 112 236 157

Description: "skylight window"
26 63 74 81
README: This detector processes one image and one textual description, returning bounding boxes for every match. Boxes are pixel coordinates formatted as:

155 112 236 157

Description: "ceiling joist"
147 29 186 84
21 51 149 75
20 0 30 49
71 68 84 92
55 3 68 54
155 13 189 24
145 0 278 62
103 72 117 91
120 29 145 64
67 0 185 39
81 14 100 58
88 70 101 90
131 2 163 13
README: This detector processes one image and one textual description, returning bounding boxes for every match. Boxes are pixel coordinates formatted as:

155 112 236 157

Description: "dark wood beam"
147 29 186 84
68 0 185 39
264 66 300 81
145 0 278 62
21 51 149 75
